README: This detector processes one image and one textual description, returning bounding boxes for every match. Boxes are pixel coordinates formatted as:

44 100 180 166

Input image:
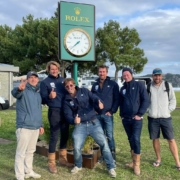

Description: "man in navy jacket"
119 67 150 175
63 78 117 178
91 65 119 161
40 61 73 173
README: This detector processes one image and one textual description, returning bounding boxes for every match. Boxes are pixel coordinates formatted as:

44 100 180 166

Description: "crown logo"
74 7 81 15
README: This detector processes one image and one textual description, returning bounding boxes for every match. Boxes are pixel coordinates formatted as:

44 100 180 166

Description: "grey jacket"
11 83 43 129
147 81 176 118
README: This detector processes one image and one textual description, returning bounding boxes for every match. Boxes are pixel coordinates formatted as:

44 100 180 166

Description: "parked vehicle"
0 96 9 110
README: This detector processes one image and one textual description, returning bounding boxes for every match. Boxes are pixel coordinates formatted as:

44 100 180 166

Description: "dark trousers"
48 108 69 153
122 117 143 154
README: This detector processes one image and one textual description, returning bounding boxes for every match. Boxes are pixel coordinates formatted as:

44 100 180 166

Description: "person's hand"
39 127 44 135
98 100 104 109
134 115 141 120
105 112 112 116
74 114 81 124
18 78 27 91
49 88 56 99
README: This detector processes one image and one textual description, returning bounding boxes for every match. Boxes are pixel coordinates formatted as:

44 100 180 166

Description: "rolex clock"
64 28 92 57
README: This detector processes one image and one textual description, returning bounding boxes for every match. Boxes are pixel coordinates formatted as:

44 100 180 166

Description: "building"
0 64 19 106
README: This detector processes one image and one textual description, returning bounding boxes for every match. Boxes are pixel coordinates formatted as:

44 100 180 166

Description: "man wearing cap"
40 61 73 174
147 68 180 170
91 65 119 162
119 67 150 175
11 71 44 180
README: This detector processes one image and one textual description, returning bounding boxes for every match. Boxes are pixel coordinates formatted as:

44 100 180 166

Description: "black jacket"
40 74 65 108
119 79 150 118
91 76 119 114
63 87 100 124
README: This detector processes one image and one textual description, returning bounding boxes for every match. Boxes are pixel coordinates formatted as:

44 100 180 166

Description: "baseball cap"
27 71 38 79
152 68 162 75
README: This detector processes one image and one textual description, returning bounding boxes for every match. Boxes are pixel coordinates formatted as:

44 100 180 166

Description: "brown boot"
125 150 134 168
59 149 74 167
133 154 140 175
48 153 57 173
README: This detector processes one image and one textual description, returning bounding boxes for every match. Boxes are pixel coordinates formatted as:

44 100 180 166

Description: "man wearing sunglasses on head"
40 61 73 174
63 78 117 178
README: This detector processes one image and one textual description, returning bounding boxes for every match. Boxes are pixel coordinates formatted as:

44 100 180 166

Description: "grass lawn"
0 106 180 180
175 92 180 107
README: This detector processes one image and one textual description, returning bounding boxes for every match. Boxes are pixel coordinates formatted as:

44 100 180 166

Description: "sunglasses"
65 84 74 89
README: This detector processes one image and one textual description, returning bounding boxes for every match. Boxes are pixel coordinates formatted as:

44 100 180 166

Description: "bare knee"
167 139 175 144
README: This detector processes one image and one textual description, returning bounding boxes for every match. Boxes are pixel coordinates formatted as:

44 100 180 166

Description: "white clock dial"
64 28 91 57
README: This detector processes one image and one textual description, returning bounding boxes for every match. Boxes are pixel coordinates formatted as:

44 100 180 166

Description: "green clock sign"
59 1 95 61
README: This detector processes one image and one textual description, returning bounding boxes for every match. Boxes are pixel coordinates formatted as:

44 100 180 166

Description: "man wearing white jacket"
147 68 180 170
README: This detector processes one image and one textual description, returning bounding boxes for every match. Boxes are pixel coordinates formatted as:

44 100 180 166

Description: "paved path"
0 138 13 145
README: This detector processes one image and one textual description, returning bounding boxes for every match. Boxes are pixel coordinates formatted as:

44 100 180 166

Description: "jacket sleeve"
91 84 95 93
63 101 75 125
110 82 119 114
40 81 49 105
87 88 104 108
168 83 176 112
119 88 124 117
11 87 23 99
137 83 150 117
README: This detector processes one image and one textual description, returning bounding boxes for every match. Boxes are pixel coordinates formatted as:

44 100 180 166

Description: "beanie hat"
122 67 133 75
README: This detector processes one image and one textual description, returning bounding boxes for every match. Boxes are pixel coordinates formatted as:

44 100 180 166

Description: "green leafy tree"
0 25 14 64
11 15 58 74
96 20 148 80
7 13 71 76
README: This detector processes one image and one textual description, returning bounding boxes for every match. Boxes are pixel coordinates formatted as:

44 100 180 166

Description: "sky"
0 0 180 77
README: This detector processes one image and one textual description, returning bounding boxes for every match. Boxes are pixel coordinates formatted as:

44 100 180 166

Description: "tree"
0 25 14 64
5 13 71 76
96 20 148 80
10 15 59 74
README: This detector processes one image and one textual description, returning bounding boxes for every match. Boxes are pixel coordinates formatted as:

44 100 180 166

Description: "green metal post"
73 62 78 86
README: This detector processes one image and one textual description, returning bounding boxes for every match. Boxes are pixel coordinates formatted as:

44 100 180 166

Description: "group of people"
11 61 180 180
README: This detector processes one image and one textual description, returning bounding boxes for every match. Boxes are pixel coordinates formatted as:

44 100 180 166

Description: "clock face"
64 28 91 57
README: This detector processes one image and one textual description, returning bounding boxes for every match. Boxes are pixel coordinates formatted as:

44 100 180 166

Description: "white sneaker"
108 168 116 178
24 171 41 179
71 166 82 174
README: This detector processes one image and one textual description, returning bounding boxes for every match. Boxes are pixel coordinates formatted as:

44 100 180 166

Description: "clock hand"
70 41 80 49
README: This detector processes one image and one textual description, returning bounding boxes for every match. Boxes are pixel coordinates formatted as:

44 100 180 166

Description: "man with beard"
147 68 180 170
91 65 119 162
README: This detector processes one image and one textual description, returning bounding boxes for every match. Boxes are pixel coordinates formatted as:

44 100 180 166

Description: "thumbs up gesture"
74 114 81 124
49 88 56 99
18 78 27 91
98 100 104 109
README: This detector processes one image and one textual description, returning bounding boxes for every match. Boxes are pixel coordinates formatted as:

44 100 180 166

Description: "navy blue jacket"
11 83 43 129
63 87 100 125
119 79 150 118
91 76 119 114
40 74 66 108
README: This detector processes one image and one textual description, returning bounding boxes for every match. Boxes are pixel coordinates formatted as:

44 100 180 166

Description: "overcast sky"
0 0 180 76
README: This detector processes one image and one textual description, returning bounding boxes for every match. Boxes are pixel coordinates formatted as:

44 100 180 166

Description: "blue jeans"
96 114 115 150
72 119 115 170
122 118 143 154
